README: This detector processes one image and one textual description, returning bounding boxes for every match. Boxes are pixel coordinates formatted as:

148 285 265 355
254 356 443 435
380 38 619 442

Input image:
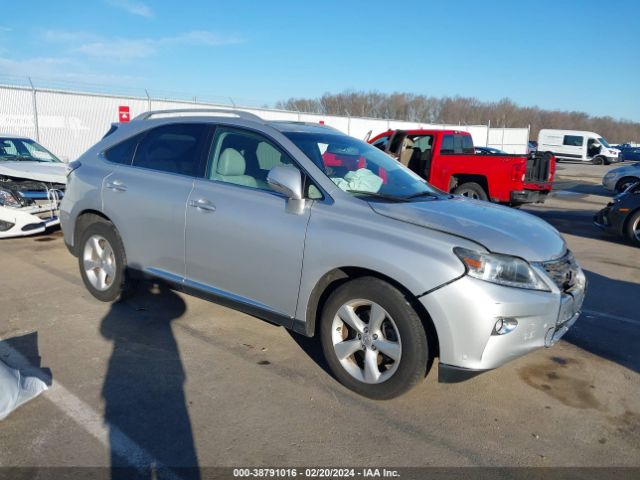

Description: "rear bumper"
510 189 550 204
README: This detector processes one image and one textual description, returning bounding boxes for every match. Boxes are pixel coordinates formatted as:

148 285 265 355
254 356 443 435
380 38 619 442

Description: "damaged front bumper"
0 203 61 238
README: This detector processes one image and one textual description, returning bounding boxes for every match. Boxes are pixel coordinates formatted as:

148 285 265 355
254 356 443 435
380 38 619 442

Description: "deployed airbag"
331 168 383 193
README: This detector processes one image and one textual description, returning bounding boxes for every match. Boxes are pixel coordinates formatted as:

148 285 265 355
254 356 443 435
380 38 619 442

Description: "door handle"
106 180 127 192
188 198 216 212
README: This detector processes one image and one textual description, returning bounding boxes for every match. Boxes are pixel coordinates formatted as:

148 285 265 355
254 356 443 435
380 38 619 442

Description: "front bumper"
594 205 625 236
421 271 585 381
0 204 60 239
510 189 550 204
602 176 618 191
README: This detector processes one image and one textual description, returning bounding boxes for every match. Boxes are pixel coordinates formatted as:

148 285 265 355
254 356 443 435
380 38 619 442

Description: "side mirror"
267 165 303 200
593 142 601 148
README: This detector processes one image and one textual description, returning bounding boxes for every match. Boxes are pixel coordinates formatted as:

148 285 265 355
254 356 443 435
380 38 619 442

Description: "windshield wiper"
404 191 440 200
345 190 408 202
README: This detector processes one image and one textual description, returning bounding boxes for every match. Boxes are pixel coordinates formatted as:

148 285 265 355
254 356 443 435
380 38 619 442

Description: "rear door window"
132 124 208 176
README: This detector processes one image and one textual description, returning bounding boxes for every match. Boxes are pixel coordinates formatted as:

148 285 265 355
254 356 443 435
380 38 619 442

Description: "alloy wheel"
331 299 402 384
83 234 116 291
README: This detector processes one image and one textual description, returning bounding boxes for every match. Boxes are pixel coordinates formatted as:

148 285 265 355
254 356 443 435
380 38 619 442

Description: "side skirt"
144 268 296 331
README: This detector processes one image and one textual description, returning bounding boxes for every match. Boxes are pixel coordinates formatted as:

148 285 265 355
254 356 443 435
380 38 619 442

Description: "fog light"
494 317 518 335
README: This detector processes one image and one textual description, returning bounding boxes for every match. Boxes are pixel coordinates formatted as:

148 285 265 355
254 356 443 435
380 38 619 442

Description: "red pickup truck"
369 129 555 206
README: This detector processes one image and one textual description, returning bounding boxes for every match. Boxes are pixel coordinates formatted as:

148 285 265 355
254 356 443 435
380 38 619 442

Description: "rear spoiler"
102 123 119 139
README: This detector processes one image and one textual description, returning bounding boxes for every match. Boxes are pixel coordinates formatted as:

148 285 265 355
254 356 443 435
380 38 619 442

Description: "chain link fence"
0 75 528 161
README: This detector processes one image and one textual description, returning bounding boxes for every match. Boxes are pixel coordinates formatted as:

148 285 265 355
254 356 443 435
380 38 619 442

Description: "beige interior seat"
399 138 416 167
214 148 260 188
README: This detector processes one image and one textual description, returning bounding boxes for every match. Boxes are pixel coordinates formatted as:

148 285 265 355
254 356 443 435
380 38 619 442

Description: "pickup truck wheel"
454 182 488 201
78 220 133 302
625 210 640 246
320 277 428 399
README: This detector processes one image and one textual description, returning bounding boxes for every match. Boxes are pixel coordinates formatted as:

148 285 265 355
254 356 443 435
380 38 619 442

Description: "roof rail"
134 108 263 122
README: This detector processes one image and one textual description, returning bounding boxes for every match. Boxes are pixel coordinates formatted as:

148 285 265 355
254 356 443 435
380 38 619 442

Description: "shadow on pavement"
0 331 52 386
100 282 200 480
564 270 639 374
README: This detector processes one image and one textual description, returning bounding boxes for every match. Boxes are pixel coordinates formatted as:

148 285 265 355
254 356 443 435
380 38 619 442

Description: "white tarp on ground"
0 359 47 420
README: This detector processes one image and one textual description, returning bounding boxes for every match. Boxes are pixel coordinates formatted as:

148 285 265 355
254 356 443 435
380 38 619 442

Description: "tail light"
548 156 556 181
511 162 526 182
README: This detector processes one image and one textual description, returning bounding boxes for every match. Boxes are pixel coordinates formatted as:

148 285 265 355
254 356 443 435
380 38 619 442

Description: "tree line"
276 91 639 143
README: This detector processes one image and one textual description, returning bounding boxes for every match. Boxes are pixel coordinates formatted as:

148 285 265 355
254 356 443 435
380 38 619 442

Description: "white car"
0 135 67 238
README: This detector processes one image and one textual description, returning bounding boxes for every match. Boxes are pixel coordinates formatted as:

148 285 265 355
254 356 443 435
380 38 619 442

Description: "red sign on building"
118 106 130 122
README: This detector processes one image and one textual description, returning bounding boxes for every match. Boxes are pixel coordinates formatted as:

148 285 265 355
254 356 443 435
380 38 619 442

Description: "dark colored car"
621 148 640 162
594 182 640 246
474 146 506 155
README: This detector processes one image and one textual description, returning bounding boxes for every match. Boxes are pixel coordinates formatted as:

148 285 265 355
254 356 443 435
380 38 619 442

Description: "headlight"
0 188 20 207
454 247 550 291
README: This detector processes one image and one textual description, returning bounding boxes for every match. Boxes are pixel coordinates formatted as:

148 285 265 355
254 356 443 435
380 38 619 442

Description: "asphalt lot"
0 161 638 472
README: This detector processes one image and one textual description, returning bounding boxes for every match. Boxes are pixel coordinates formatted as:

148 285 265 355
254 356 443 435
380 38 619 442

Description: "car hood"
369 197 566 262
609 163 640 175
0 161 67 184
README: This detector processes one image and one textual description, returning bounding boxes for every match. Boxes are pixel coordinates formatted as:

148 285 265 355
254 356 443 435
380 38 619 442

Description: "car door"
184 125 311 318
102 123 210 278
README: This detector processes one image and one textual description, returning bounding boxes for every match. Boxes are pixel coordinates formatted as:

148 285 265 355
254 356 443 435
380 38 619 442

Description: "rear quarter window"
440 134 474 154
105 134 143 165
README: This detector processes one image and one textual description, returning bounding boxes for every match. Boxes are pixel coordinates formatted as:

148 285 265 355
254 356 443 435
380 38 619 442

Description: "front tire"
625 210 640 246
616 177 639 193
454 182 489 201
320 277 428 399
592 156 605 165
78 220 131 302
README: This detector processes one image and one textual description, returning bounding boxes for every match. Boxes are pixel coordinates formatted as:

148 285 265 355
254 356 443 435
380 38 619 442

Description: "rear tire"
320 277 428 399
625 210 640 246
454 182 489 201
78 219 133 302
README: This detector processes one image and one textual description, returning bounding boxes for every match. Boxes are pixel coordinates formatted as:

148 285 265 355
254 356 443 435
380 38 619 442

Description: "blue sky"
1 0 639 120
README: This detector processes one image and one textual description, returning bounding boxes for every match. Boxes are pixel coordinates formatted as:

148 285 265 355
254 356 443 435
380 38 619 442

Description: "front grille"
525 152 551 182
542 251 579 292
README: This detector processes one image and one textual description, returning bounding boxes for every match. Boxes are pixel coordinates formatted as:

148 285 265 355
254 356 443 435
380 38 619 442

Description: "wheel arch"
302 266 440 359
622 206 640 239
450 174 489 196
71 209 114 256
616 176 640 193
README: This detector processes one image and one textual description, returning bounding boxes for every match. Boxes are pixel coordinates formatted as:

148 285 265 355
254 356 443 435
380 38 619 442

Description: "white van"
537 129 620 165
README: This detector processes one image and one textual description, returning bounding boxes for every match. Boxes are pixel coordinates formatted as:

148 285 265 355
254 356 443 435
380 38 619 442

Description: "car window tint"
563 135 584 147
207 127 293 192
371 136 389 150
105 134 143 165
441 134 472 154
441 135 454 154
132 124 207 176
0 139 18 156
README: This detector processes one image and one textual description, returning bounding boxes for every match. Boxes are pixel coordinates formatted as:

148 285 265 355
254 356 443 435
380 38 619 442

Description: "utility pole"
28 77 40 141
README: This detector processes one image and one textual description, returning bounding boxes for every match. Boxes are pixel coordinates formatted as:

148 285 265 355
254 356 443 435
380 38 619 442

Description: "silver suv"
60 109 586 399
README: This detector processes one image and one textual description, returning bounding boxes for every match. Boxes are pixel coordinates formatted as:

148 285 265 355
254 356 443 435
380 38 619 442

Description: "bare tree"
276 91 640 143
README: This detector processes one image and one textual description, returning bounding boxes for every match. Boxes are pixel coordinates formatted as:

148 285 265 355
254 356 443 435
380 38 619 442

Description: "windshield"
284 131 442 200
0 138 62 163
598 137 611 148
